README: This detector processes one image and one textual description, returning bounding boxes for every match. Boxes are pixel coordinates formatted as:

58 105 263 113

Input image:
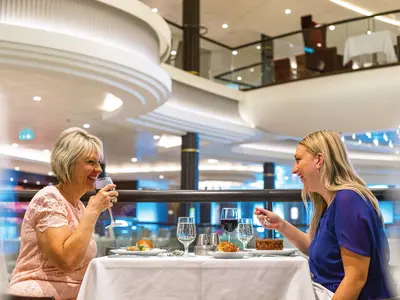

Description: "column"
263 162 275 238
182 0 200 75
261 34 274 85
179 132 199 217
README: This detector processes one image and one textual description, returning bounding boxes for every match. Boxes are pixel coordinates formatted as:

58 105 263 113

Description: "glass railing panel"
165 23 183 69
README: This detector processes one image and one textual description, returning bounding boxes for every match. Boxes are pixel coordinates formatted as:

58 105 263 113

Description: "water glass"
176 217 196 256
237 218 254 250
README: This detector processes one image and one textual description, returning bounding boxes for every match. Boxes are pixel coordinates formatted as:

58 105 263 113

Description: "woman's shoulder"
29 186 66 210
333 189 372 213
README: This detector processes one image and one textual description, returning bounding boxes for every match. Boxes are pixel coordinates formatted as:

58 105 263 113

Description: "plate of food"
249 239 298 256
208 241 246 259
110 239 166 256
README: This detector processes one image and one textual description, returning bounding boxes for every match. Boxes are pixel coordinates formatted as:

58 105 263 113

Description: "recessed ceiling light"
256 45 261 50
237 76 242 81
152 8 158 13
14 167 20 171
232 50 238 55
23 179 28 184
9 177 14 182
48 171 53 176
170 50 177 56
317 43 322 47
83 124 90 129
222 23 228 29
208 159 219 164
131 157 138 163
285 9 292 15
33 96 41 101
329 25 336 31
102 93 123 112
159 175 164 179
367 30 372 35
36 181 41 185
43 149 50 154
289 44 294 48
250 68 255 72
12 143 18 148
153 135 160 140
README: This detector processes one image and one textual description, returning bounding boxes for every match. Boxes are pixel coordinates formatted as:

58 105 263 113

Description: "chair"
6 296 55 300
273 58 292 83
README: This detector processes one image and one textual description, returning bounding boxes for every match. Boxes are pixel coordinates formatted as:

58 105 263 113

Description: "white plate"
208 251 247 259
249 248 298 256
110 248 166 256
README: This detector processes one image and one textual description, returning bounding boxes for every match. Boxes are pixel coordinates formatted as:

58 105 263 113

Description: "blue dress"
309 190 395 299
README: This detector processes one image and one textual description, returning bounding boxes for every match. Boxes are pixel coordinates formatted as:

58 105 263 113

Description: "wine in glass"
176 217 196 257
95 177 116 229
237 218 254 251
220 208 239 242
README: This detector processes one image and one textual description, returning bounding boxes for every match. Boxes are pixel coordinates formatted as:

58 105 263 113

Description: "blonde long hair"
300 130 382 238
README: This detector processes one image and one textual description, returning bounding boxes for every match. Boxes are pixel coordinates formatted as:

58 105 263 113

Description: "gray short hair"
51 127 103 184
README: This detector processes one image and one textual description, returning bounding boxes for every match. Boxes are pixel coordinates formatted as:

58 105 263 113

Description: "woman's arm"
332 247 370 300
37 185 117 273
254 207 311 255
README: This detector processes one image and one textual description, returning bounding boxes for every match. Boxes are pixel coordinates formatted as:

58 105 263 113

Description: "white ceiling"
141 0 400 46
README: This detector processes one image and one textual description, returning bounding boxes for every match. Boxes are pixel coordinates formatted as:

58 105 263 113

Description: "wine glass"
95 177 116 229
220 208 239 242
237 218 254 251
176 217 196 257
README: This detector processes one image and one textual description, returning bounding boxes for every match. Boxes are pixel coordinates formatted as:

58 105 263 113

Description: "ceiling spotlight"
43 149 50 154
170 50 177 56
14 167 20 171
131 157 138 163
83 124 90 129
33 96 41 101
153 135 160 140
256 45 261 50
208 159 219 164
237 76 242 81
232 50 238 55
329 25 336 31
250 68 255 72
36 181 41 185
367 30 372 35
352 133 356 139
222 23 228 29
152 8 158 13
12 143 18 148
317 43 322 47
102 93 123 112
9 177 14 182
23 179 28 184
285 9 292 15
159 175 164 179
289 44 294 48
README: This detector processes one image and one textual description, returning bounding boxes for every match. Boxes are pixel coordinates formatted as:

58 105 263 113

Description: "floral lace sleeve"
31 193 69 232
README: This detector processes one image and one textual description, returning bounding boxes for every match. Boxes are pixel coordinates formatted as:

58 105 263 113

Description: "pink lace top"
8 186 97 300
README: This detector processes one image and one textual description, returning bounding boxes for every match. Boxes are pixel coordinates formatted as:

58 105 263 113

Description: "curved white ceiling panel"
240 65 400 137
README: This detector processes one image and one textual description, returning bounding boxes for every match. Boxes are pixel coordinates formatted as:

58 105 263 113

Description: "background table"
78 255 316 300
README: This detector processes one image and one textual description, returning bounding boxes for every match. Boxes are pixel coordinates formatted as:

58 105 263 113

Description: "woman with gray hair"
8 127 118 300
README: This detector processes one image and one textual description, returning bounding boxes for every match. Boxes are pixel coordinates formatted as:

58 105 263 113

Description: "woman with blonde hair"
255 130 395 299
8 127 118 300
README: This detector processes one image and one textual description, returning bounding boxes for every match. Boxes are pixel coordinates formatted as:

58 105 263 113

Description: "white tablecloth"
343 30 397 65
78 255 316 300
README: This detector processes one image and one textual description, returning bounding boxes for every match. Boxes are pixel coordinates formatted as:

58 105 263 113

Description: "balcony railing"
165 9 400 90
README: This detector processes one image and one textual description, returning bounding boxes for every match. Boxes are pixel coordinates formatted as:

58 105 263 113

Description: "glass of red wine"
220 208 239 242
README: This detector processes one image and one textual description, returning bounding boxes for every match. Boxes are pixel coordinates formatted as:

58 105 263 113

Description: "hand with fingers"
87 183 119 214
254 207 285 231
